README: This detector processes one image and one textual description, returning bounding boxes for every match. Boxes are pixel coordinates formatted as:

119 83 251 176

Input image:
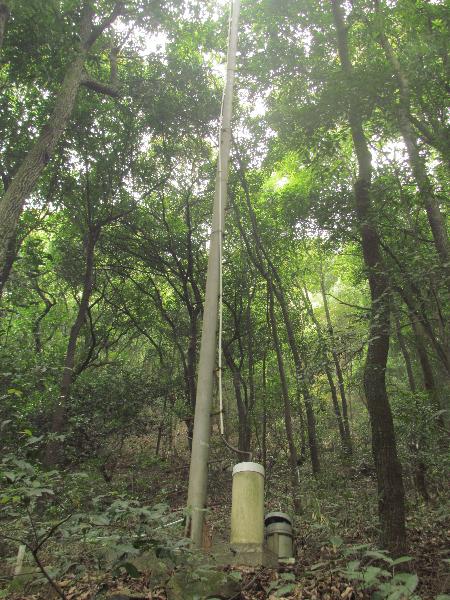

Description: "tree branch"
84 2 124 49
81 75 120 97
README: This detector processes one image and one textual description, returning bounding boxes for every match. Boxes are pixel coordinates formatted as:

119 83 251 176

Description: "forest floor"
3 436 449 600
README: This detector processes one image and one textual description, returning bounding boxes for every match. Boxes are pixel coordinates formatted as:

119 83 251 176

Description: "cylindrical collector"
230 462 265 545
265 522 294 558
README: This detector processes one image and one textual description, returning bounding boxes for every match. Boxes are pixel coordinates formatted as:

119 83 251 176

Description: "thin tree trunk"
235 165 320 474
408 310 449 432
394 310 417 394
246 291 256 441
32 282 56 354
331 0 406 555
0 2 9 50
325 364 351 453
223 344 251 453
394 311 430 501
186 312 198 416
374 0 450 283
262 351 267 470
267 284 302 514
276 289 320 474
320 269 352 441
303 285 352 455
410 316 436 399
43 228 98 466
397 282 450 375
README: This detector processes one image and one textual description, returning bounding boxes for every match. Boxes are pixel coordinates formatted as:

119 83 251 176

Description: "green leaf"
275 583 296 597
344 544 369 555
365 550 393 565
363 566 383 585
90 515 110 526
119 562 140 578
114 543 139 558
330 535 343 548
391 556 413 566
24 435 44 446
391 573 418 592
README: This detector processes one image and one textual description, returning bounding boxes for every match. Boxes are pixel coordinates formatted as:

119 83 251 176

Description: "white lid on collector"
232 462 265 477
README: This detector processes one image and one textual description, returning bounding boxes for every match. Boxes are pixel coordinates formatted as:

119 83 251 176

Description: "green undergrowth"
1 436 449 599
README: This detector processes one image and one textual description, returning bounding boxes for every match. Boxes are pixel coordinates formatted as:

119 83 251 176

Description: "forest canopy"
0 1 448 599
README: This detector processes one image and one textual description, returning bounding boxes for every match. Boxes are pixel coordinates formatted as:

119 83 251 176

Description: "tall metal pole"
186 0 240 548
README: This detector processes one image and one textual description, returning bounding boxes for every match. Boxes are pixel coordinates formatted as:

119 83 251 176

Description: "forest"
0 0 449 598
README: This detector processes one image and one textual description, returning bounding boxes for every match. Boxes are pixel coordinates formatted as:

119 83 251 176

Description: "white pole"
186 0 241 548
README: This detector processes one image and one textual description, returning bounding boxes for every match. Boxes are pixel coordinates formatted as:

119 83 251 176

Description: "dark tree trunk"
223 344 251 453
44 227 98 466
397 282 450 375
394 310 417 394
275 289 320 474
325 364 352 454
410 317 437 399
332 0 406 555
234 169 321 474
261 351 268 470
186 313 198 415
32 282 56 354
0 232 17 298
409 311 449 432
320 271 352 443
374 0 450 282
268 284 302 514
303 285 352 455
413 453 430 503
394 310 430 501
0 2 10 50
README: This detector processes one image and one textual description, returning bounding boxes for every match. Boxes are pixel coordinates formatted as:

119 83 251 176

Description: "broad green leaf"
275 583 296 597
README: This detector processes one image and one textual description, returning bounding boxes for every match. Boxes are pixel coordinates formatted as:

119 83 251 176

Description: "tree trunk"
397 282 450 376
268 284 302 514
409 310 449 432
261 351 267 470
374 1 450 285
394 310 417 394
223 344 251 453
0 2 9 50
303 285 352 455
0 4 121 288
235 164 321 474
320 270 352 442
43 228 98 466
0 54 86 288
0 232 17 298
32 281 55 354
331 0 406 555
394 312 430 501
186 312 198 415
325 364 352 454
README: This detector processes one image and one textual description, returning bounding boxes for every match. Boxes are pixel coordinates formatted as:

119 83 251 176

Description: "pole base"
212 543 278 568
